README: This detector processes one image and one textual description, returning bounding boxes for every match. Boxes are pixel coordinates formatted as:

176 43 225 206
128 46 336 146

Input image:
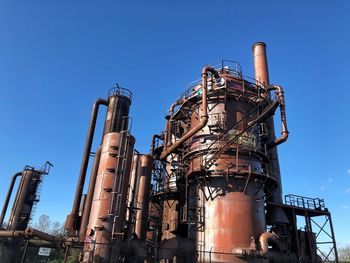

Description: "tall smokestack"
252 42 270 86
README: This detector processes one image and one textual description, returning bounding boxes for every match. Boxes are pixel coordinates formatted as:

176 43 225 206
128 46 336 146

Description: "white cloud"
320 185 325 192
341 205 349 209
347 169 350 174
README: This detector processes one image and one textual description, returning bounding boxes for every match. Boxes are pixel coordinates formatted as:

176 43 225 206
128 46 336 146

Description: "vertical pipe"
126 153 141 239
20 239 29 263
79 146 102 241
134 155 153 240
68 98 108 231
63 246 69 263
0 172 22 227
80 194 87 216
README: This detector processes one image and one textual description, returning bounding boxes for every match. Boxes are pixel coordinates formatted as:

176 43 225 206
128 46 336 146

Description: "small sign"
38 247 51 256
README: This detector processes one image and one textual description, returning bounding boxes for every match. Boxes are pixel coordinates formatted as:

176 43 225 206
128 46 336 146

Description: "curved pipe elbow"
69 97 108 227
202 65 220 79
272 130 289 147
150 134 163 157
0 172 22 227
268 85 289 149
259 232 278 256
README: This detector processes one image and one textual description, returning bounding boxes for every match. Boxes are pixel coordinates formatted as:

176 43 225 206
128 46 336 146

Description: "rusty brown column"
252 42 270 87
82 87 135 263
134 155 153 240
7 170 34 231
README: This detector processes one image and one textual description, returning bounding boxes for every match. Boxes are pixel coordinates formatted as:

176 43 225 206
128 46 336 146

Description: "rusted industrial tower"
65 85 141 262
0 162 53 263
149 42 338 263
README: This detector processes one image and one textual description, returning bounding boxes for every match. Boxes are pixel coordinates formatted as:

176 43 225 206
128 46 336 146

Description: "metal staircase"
201 97 279 172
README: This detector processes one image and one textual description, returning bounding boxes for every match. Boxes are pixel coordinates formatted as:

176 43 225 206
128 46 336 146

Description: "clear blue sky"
0 0 349 248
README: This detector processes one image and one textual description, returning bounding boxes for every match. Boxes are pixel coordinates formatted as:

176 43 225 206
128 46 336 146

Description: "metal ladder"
108 129 130 238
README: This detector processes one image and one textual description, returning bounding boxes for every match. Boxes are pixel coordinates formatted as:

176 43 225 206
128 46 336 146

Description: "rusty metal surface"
83 132 135 262
80 146 102 241
134 155 153 240
152 43 296 263
160 66 220 160
195 181 265 262
161 199 178 241
103 93 131 135
7 169 42 231
252 42 270 87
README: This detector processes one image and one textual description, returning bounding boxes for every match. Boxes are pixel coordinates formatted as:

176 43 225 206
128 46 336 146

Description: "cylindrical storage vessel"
83 86 135 263
195 180 265 263
8 169 42 231
103 89 132 135
186 76 269 262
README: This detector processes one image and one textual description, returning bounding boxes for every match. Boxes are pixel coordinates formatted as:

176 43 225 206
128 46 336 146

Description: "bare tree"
34 214 51 232
338 245 350 262
31 214 65 237
50 220 65 237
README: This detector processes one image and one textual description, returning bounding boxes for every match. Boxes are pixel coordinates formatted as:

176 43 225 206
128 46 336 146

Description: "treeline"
30 214 65 238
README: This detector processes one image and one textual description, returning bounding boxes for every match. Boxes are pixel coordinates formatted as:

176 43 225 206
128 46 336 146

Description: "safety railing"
108 83 133 100
284 194 325 211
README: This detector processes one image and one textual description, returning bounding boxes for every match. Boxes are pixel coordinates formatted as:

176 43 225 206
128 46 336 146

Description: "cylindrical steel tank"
7 168 43 231
103 88 131 135
0 164 51 263
82 87 135 263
